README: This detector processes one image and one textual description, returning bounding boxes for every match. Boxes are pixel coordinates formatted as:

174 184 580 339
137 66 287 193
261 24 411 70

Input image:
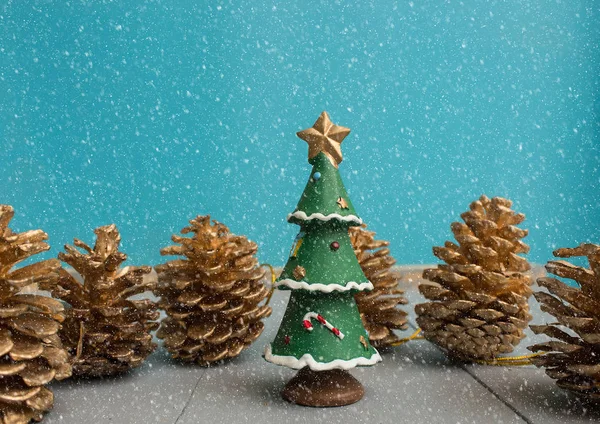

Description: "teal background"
1 1 598 267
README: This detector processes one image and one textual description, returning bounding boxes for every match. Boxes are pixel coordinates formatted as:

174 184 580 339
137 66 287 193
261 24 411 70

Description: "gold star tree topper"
296 111 351 167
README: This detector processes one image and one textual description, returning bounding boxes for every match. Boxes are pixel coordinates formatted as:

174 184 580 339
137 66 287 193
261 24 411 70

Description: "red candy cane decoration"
302 312 345 340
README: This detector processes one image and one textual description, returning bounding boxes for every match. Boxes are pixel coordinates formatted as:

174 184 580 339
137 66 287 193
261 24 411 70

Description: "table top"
46 268 600 424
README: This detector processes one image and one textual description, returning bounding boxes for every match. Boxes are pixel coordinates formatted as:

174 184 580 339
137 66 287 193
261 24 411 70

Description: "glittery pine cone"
529 243 600 399
350 224 408 347
416 195 533 361
155 216 272 365
0 205 72 424
50 225 159 377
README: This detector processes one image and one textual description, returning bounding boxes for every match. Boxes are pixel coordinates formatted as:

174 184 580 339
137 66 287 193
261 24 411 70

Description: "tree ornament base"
281 367 364 407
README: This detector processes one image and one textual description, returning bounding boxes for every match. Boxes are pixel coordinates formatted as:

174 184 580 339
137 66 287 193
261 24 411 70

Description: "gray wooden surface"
46 282 600 424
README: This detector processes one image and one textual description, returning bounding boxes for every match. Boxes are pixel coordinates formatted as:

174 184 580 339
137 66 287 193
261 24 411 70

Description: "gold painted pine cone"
416 195 533 361
0 205 72 424
155 216 272 365
529 243 600 399
50 225 159 377
349 224 408 347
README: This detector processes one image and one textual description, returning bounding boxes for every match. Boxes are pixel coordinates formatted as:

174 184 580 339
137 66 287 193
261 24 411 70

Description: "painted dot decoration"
312 172 321 181
330 241 340 251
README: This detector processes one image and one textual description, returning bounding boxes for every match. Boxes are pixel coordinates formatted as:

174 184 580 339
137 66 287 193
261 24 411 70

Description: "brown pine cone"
350 224 408 347
155 216 272 365
416 195 533 361
51 225 159 377
529 243 600 399
0 205 71 423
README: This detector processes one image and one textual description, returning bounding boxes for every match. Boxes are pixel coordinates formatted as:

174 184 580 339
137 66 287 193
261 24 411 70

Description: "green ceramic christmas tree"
264 111 381 407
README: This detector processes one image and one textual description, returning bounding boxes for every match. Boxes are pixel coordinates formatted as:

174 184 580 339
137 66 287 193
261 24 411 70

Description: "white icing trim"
287 211 363 224
264 344 382 371
276 279 374 292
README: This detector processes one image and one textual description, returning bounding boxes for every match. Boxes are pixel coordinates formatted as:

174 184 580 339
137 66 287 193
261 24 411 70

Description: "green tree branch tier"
265 111 382 374
278 220 371 290
287 152 361 226
265 291 380 369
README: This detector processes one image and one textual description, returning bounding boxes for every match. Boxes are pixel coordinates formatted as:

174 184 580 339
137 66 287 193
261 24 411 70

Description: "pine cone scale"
19 363 56 387
9 336 44 361
538 277 600 316
0 362 26 376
